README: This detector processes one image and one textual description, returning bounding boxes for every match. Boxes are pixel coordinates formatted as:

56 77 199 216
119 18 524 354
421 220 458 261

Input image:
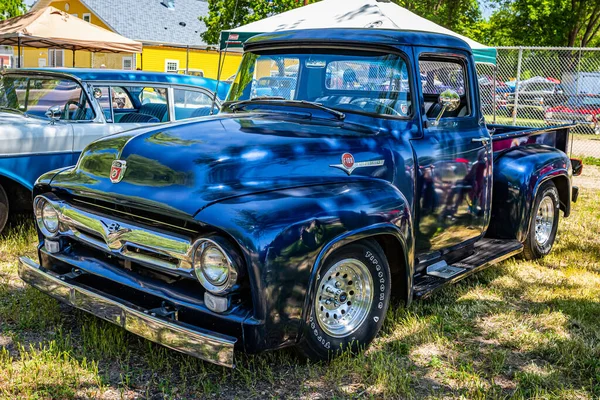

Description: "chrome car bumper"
18 256 236 368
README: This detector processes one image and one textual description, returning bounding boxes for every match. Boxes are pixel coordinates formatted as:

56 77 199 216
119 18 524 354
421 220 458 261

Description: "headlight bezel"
192 238 239 294
34 196 61 237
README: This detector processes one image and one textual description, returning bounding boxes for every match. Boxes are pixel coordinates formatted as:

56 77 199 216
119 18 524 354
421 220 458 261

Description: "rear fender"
488 145 571 242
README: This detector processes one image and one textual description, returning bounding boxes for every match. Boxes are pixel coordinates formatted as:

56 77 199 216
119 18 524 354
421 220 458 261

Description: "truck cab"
19 29 577 367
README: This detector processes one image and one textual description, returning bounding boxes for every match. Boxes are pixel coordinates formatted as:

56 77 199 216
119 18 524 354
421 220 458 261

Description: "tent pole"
17 37 21 68
72 49 76 67
186 45 190 74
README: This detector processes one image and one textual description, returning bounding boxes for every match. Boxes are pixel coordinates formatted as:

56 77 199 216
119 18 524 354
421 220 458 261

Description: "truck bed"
488 123 574 155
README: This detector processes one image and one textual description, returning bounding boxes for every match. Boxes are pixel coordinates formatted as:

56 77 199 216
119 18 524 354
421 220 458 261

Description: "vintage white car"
0 68 229 232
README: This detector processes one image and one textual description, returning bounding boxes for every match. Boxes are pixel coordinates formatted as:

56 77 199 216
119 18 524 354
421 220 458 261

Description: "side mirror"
45 105 62 124
434 89 460 125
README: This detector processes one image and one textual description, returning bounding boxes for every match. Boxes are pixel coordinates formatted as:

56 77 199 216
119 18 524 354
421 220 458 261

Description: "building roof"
4 68 231 99
33 0 210 47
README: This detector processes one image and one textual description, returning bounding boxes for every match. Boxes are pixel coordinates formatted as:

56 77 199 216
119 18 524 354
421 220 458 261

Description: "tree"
0 0 26 21
396 0 485 40
485 0 600 47
200 0 319 45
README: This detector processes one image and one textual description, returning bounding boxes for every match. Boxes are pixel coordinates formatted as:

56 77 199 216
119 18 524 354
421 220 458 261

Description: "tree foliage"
0 0 26 21
395 0 485 40
485 0 600 47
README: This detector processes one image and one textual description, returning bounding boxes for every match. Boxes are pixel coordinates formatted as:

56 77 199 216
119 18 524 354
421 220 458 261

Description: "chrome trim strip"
18 256 236 368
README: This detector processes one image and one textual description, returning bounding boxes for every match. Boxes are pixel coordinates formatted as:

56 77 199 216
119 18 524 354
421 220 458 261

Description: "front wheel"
522 181 560 260
297 240 391 361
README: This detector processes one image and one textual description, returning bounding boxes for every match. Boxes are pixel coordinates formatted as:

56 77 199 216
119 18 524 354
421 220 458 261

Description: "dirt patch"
573 164 600 190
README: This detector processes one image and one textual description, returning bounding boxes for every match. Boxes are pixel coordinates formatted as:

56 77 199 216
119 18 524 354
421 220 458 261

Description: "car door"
412 51 492 255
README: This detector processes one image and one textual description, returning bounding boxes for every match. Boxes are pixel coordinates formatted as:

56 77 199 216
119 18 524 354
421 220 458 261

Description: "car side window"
0 76 94 121
419 57 471 119
173 88 216 120
118 86 170 122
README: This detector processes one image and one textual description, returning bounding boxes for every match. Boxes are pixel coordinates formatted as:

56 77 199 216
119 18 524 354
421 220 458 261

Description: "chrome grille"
44 194 195 274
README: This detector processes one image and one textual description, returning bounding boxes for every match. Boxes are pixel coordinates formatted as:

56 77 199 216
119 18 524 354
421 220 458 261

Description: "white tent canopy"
221 0 496 64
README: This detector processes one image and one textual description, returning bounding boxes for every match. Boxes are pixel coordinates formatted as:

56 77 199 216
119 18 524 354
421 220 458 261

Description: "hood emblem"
330 153 384 176
110 160 127 183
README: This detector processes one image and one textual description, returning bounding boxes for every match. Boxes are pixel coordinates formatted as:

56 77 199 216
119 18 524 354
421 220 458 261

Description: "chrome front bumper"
18 256 236 367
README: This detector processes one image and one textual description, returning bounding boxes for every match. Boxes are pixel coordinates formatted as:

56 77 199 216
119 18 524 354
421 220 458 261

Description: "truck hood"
51 113 394 217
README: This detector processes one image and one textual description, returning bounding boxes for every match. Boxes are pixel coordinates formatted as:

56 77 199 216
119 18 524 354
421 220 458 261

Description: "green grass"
1 180 599 399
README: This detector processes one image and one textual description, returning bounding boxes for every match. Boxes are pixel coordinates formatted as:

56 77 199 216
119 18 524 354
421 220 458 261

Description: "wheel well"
0 175 32 213
550 175 570 217
372 235 410 305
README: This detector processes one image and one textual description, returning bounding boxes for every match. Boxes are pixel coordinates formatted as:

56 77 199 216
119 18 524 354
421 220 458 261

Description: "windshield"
0 74 94 120
226 49 412 118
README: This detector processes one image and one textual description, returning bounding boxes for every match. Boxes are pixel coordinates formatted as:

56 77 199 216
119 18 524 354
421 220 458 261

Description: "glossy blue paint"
26 29 575 356
8 68 231 100
488 144 571 242
0 152 75 190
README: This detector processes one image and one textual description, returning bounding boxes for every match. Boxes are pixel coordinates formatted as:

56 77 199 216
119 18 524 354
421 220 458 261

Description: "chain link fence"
477 47 600 159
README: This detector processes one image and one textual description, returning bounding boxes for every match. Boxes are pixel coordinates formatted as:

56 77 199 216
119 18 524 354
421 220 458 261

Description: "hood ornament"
110 160 127 183
330 153 384 176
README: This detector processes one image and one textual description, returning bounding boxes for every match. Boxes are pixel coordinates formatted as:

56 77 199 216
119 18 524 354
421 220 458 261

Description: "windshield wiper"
0 107 27 117
229 98 346 120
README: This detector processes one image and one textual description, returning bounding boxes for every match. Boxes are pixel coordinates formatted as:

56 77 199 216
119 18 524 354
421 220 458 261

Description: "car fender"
196 179 413 350
488 144 571 242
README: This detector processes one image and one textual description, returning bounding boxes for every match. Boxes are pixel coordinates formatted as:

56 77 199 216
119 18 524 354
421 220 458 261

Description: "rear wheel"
0 184 8 234
297 240 391 361
522 181 560 260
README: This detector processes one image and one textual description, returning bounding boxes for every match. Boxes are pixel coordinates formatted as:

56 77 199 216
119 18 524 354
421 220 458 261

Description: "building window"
165 59 179 73
83 13 91 23
122 56 133 70
71 13 78 17
48 49 64 67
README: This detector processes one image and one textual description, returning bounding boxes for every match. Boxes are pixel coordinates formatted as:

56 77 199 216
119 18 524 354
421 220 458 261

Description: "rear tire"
522 181 560 260
0 184 8 234
296 240 391 361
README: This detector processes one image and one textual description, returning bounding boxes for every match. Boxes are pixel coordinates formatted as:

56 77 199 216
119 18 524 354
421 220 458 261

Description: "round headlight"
200 245 229 286
193 240 238 294
42 202 59 233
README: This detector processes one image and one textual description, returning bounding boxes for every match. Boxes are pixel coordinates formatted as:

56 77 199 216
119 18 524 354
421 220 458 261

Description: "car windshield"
0 74 93 120
226 49 412 118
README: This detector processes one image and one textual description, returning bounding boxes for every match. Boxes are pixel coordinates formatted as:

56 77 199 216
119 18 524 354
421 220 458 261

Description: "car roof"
3 68 231 100
245 28 472 54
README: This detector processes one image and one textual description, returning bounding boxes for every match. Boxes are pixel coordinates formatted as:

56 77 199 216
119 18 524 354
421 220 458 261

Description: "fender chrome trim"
18 256 236 368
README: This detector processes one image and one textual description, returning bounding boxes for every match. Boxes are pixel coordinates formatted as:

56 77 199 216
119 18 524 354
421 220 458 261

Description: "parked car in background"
506 77 563 116
19 29 578 367
545 95 600 134
0 68 229 233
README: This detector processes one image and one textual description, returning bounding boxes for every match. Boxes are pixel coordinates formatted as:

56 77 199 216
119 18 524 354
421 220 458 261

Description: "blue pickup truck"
19 29 580 367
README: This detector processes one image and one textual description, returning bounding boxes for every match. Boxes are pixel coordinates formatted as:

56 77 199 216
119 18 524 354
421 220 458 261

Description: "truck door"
412 52 492 255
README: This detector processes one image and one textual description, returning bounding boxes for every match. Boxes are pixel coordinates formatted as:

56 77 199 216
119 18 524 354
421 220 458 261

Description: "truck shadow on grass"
1 200 599 399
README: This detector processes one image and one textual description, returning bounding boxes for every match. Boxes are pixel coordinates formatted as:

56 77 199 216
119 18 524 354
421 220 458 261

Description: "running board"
413 239 523 299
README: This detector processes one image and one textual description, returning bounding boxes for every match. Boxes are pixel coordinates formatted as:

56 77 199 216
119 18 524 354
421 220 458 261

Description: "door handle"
472 137 490 144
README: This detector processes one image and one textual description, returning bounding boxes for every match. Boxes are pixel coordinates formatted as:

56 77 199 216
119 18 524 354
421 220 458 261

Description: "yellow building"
24 0 241 79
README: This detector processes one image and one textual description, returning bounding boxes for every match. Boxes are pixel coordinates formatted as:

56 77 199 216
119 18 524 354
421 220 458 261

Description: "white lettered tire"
297 240 391 361
523 181 560 260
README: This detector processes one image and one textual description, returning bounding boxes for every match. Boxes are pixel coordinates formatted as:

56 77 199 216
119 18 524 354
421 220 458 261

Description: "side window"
173 88 216 120
419 57 471 119
121 86 169 122
0 76 94 121
94 86 113 121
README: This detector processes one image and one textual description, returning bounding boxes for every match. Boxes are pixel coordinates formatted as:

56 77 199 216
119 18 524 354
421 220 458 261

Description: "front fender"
488 144 571 242
196 179 413 351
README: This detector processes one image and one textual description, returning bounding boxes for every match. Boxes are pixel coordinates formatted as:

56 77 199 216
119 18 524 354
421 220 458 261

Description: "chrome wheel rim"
535 196 555 246
315 258 373 338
